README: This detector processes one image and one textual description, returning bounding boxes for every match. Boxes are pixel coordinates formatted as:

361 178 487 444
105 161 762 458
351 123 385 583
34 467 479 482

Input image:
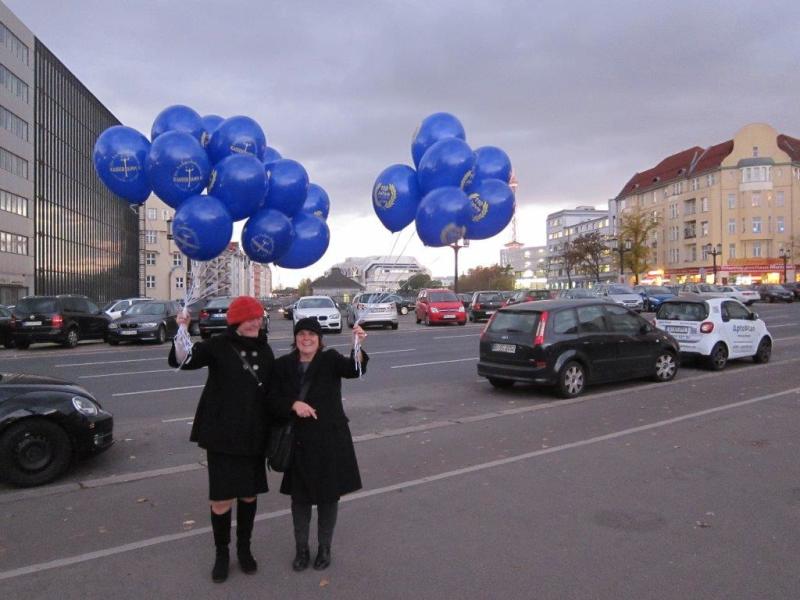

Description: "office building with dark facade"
0 2 139 305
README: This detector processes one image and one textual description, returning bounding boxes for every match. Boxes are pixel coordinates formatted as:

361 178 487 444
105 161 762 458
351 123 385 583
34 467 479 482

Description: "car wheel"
64 328 79 348
391 323 398 330
458 320 466 326
753 337 771 363
768 296 774 303
400 306 408 315
488 377 514 389
557 361 586 398
333 328 342 334
14 338 30 349
3 338 14 349
347 320 354 329
0 419 73 487
653 352 677 382
108 339 120 346
155 325 167 344
708 342 728 371
468 313 474 322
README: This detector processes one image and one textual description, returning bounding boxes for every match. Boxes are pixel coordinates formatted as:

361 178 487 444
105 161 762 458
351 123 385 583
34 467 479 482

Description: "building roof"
311 268 364 290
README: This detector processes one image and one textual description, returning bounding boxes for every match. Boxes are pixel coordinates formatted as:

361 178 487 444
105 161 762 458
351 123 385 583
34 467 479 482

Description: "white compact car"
292 296 342 334
654 297 772 370
103 297 151 320
717 285 760 306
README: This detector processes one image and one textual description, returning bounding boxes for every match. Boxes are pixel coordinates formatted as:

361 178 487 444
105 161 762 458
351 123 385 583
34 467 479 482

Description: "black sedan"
107 300 181 345
757 284 794 303
0 373 113 487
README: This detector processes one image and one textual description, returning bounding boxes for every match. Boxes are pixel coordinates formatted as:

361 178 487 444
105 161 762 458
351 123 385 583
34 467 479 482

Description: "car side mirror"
749 312 758 320
639 323 651 334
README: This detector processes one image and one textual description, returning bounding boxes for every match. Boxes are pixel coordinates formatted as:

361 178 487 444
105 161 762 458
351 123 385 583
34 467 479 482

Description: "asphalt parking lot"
1 302 799 599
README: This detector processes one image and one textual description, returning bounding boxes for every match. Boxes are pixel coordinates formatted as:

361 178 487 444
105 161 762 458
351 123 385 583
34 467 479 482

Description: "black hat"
294 317 323 337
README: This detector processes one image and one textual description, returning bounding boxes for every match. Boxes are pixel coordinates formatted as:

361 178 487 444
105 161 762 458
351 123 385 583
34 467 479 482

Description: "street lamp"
450 238 469 293
779 248 791 284
705 243 722 284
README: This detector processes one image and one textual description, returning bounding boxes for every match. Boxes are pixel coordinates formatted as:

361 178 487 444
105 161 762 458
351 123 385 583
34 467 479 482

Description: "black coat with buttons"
270 347 368 504
168 331 287 456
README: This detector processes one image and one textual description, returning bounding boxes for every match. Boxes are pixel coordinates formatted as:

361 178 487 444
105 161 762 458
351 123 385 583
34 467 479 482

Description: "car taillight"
700 321 714 333
52 314 64 328
199 310 209 320
533 311 549 346
480 313 497 340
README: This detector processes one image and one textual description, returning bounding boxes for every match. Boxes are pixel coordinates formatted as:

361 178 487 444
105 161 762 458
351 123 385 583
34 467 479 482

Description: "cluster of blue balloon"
372 112 515 246
93 105 330 268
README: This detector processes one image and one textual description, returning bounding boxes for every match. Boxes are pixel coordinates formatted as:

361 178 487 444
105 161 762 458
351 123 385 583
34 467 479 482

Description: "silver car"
593 284 644 312
346 292 399 330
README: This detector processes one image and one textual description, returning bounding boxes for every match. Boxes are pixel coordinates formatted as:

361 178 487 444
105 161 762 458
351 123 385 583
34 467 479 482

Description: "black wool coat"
168 332 289 456
270 347 368 504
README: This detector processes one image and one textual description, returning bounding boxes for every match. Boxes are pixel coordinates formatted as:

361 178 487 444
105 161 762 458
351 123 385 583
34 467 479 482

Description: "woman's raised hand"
292 401 317 419
352 324 367 345
176 309 191 328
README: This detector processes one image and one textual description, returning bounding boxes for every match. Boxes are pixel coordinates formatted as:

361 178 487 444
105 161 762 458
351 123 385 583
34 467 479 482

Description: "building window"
669 203 678 219
0 23 30 65
742 166 770 183
752 146 759 158
701 197 708 212
172 252 182 266
175 276 184 289
727 193 736 209
0 230 28 255
752 217 761 234
728 244 736 259
691 178 699 191
147 208 157 220
146 252 156 265
145 230 157 244
751 193 761 207
0 64 30 103
0 147 28 179
776 191 785 207
689 245 697 262
777 216 785 233
0 188 27 216
0 106 29 142
701 221 709 237
752 242 762 258
146 275 156 289
162 209 171 221
706 173 715 186
728 218 736 234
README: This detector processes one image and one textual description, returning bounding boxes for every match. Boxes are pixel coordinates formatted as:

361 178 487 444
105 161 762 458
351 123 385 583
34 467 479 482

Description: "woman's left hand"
292 400 317 419
353 324 367 346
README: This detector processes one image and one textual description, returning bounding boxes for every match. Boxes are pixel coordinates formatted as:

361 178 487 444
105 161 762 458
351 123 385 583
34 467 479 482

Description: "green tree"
405 273 432 290
618 208 660 284
297 278 313 297
457 264 514 292
571 231 610 283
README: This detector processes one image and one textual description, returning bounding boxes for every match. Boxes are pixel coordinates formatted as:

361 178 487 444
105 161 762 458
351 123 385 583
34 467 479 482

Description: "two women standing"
170 297 366 582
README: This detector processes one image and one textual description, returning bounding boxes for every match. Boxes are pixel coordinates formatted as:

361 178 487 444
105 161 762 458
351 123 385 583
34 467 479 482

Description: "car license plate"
23 321 41 326
121 330 137 335
492 343 516 353
443 314 455 319
486 310 495 315
666 326 689 334
212 314 225 319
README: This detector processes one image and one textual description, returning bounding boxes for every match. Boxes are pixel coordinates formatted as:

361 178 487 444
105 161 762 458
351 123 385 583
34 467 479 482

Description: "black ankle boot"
292 545 311 572
210 510 231 583
313 545 331 570
236 499 258 574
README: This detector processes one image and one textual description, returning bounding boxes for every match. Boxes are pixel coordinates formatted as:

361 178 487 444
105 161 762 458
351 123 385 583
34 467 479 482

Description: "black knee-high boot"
291 500 311 572
236 499 258 574
210 510 231 583
314 502 338 570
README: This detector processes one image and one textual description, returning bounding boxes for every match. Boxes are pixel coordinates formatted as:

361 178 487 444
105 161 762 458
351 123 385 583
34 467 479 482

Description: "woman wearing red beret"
169 295 316 583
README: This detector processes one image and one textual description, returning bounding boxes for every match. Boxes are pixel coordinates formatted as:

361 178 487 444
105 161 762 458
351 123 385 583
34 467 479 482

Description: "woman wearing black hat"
270 316 368 572
169 296 317 583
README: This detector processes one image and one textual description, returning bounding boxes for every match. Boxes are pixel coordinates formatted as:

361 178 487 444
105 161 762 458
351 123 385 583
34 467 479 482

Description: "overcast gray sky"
7 0 800 285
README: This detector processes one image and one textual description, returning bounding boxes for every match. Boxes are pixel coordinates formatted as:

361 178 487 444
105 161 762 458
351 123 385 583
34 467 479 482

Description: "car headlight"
140 322 158 328
430 307 439 313
108 323 118 329
458 305 465 312
72 396 99 416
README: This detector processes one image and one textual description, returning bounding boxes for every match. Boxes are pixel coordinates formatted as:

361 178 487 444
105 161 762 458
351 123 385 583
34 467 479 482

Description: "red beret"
226 296 264 325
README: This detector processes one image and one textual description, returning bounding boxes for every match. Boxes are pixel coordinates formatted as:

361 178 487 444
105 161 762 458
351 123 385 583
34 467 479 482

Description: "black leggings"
291 500 338 548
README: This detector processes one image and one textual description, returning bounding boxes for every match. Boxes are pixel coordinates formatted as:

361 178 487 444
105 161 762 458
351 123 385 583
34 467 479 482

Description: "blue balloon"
145 131 211 208
372 164 421 232
242 208 295 264
276 212 330 269
464 179 516 240
93 125 152 204
302 183 330 219
264 159 309 217
463 146 512 192
207 154 267 221
417 138 475 194
411 112 466 168
262 146 282 165
151 105 205 145
415 187 471 247
207 115 267 164
172 195 233 261
200 114 225 147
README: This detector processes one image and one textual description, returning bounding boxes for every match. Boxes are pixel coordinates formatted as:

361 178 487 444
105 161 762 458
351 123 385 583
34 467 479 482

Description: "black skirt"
207 451 268 501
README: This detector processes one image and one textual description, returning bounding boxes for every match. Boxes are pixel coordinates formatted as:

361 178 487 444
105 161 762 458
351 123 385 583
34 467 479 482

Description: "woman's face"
295 330 320 358
236 317 262 338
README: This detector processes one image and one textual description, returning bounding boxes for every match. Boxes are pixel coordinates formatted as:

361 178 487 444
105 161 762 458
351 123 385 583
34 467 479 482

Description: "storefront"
663 262 798 286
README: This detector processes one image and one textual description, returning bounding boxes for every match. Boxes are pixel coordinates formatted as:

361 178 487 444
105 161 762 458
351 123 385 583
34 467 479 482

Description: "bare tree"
571 231 610 283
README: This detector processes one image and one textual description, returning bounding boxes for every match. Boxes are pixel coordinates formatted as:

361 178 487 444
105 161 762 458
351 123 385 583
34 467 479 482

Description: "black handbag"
266 421 294 472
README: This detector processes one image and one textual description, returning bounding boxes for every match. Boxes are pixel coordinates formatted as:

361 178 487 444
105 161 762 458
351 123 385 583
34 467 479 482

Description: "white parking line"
161 417 193 423
80 368 176 379
392 357 478 369
57 357 165 368
434 334 480 339
112 385 203 397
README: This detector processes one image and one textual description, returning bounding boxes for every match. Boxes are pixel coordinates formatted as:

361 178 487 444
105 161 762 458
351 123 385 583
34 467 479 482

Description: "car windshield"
567 289 595 298
699 284 721 292
430 292 458 302
359 293 392 304
298 298 335 309
206 298 232 308
15 298 57 313
656 302 709 321
645 286 672 294
487 311 538 334
126 302 167 315
477 293 502 302
102 300 119 311
608 285 635 294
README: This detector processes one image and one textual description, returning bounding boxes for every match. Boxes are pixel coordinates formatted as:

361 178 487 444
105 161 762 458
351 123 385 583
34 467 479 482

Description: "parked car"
633 285 676 312
293 296 342 333
478 299 679 397
107 300 181 345
0 373 113 487
383 294 414 315
457 293 473 308
346 292 399 329
0 305 14 348
677 283 726 299
783 281 800 299
183 298 209 335
654 297 772 370
504 289 553 306
468 291 505 322
415 288 466 326
593 284 644 312
279 298 297 320
260 298 284 312
102 297 151 321
198 296 269 339
716 285 759 305
11 295 110 349
757 284 794 303
555 288 598 300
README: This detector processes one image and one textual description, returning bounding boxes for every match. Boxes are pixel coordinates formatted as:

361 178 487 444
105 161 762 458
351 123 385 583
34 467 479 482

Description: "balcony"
683 229 696 240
